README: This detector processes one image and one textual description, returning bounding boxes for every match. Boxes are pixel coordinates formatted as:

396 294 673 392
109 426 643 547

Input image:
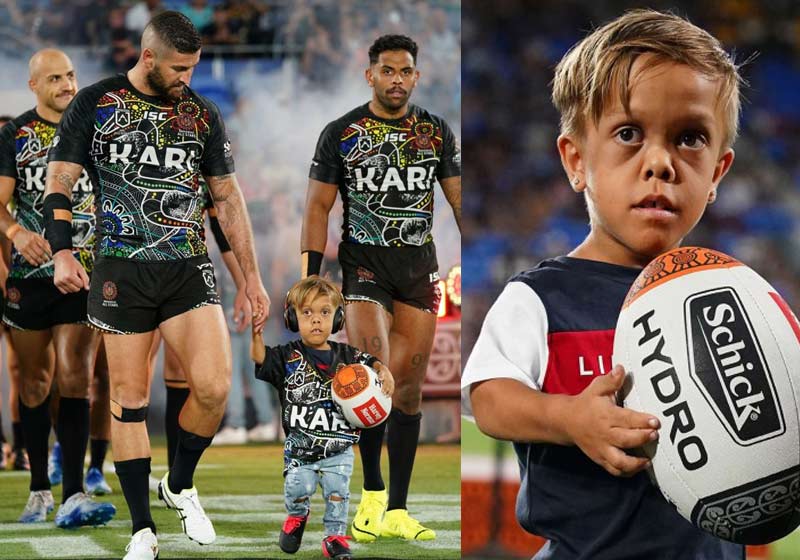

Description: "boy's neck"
570 234 675 268
301 339 331 351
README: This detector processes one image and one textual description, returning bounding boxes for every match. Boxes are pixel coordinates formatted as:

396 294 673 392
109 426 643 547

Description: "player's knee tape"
110 400 149 422
389 409 422 425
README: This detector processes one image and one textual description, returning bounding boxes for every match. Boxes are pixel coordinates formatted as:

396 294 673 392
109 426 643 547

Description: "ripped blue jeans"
284 447 353 536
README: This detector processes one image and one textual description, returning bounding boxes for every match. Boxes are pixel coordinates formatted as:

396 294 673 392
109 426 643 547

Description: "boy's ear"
557 134 585 192
711 147 735 188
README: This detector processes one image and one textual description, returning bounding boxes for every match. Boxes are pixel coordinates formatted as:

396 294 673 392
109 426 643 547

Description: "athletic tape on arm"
43 193 73 253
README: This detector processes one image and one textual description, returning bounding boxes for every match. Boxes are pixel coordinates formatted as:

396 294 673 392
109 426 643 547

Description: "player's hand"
375 362 395 397
231 287 252 333
250 324 265 365
246 277 270 334
565 365 659 477
52 249 89 294
13 228 51 266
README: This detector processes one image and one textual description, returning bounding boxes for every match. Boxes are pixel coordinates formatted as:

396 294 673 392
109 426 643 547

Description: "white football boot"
123 527 158 560
158 472 216 544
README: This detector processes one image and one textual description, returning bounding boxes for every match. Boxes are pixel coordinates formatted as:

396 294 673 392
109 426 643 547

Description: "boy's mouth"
633 194 677 215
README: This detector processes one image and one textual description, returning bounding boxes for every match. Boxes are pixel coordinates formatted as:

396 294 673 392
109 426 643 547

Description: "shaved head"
29 48 73 81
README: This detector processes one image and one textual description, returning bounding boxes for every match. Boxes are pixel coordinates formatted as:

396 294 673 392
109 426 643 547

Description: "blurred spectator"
126 0 164 36
179 0 214 35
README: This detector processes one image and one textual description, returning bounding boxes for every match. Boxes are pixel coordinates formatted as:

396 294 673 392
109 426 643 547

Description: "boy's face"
297 292 336 350
558 55 735 267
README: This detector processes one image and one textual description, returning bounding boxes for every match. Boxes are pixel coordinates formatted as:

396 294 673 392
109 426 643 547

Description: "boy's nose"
642 144 676 183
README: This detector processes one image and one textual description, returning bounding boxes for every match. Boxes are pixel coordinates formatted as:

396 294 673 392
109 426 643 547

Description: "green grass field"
0 443 459 559
462 419 800 560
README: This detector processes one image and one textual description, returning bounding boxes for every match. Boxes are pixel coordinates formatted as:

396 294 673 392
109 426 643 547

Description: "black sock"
168 427 213 492
387 409 422 511
358 421 386 491
165 387 190 469
57 397 90 502
19 396 51 491
89 439 109 471
12 420 24 452
115 457 155 535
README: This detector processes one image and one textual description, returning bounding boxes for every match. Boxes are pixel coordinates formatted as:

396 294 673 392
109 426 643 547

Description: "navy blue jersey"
463 256 744 560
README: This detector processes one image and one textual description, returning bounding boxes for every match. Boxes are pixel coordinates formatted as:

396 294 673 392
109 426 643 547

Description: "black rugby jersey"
48 75 234 261
255 339 377 473
463 257 744 560
309 103 460 248
0 110 94 278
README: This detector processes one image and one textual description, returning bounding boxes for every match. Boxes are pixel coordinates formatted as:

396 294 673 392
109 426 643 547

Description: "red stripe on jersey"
542 329 615 395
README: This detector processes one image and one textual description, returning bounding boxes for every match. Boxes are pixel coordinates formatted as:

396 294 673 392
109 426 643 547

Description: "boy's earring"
572 177 580 186
707 190 717 204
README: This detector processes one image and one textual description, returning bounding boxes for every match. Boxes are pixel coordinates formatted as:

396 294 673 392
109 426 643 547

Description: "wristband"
5 223 20 240
302 250 323 277
43 193 73 254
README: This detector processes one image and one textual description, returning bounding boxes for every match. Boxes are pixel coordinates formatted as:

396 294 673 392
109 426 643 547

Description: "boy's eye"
322 309 330 315
678 131 706 149
615 127 642 144
302 309 312 316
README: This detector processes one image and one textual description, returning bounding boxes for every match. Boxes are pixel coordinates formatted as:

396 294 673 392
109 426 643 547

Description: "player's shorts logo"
102 281 117 301
356 266 375 283
198 263 216 289
7 287 21 305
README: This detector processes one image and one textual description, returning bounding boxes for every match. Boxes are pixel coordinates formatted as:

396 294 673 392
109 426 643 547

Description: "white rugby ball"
613 246 800 544
331 363 391 429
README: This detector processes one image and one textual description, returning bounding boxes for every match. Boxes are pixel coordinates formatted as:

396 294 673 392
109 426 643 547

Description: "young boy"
463 9 745 560
251 276 394 560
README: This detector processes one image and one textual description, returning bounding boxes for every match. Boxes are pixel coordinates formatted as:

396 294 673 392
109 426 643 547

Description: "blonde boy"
252 276 394 559
463 10 745 559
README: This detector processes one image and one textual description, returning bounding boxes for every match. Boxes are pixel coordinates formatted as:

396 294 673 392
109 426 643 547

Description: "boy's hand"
375 362 394 397
566 365 660 477
250 325 265 365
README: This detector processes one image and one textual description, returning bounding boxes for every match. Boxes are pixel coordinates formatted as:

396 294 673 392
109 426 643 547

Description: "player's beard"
146 66 185 102
376 86 411 113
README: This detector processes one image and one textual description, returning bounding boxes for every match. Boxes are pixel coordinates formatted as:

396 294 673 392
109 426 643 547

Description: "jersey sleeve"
254 345 286 388
309 120 342 184
461 281 549 419
0 122 18 179
437 118 461 179
49 87 101 165
200 100 235 177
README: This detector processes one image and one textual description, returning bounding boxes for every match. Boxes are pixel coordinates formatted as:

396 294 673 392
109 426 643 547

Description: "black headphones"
284 291 345 334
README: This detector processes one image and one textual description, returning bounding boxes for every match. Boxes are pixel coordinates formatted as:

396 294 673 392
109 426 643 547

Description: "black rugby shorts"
88 255 220 334
4 277 88 330
338 241 441 314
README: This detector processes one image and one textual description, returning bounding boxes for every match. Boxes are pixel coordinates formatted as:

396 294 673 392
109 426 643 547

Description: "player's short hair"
552 9 742 148
146 11 202 54
287 276 344 311
369 34 418 65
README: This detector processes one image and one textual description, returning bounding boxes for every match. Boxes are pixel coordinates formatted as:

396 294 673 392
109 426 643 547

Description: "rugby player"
302 34 461 542
44 12 269 559
0 49 115 527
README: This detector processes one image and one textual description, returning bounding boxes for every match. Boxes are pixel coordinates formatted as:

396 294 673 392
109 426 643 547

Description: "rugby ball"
331 363 391 429
613 247 800 544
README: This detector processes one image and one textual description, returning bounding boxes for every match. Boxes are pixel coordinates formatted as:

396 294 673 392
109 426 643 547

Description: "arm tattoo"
206 174 258 277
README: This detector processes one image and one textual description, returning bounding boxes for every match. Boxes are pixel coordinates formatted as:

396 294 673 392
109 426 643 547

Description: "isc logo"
144 111 168 121
686 287 785 445
384 132 407 142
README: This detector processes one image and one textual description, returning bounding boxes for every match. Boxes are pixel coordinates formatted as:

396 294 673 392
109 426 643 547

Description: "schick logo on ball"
686 287 784 445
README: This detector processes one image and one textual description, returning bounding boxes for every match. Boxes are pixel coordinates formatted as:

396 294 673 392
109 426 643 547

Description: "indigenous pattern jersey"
462 257 745 560
255 339 377 473
49 75 234 261
310 103 460 247
0 110 94 278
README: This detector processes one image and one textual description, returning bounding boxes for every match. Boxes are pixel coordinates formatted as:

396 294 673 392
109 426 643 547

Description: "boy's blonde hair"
286 275 344 311
552 9 742 148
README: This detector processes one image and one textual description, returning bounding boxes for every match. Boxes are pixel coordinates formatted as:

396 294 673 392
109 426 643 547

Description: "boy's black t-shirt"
463 256 745 560
255 339 377 474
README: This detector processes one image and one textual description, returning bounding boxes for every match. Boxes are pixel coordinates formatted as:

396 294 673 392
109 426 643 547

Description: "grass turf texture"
0 443 459 559
462 419 800 560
